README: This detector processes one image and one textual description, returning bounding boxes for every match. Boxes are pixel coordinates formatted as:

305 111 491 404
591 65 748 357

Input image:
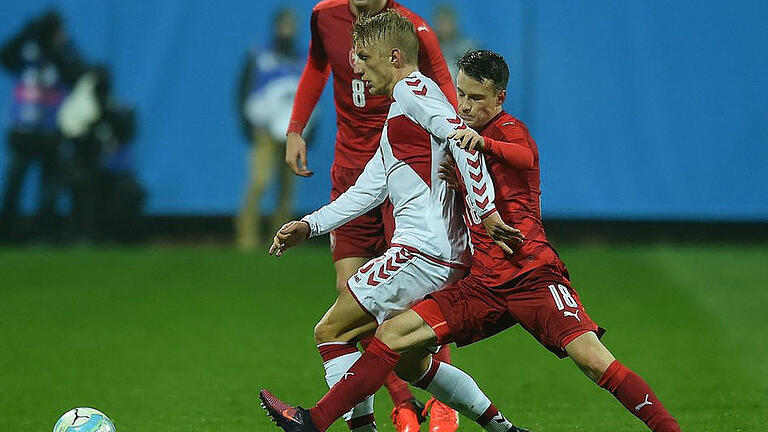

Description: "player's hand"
438 157 462 192
448 128 485 152
268 220 310 257
285 132 314 177
481 212 525 255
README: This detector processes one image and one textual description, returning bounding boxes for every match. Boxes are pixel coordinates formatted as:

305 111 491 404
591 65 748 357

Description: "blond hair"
352 9 419 65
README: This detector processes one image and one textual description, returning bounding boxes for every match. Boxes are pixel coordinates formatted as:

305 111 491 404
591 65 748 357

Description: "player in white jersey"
265 10 522 432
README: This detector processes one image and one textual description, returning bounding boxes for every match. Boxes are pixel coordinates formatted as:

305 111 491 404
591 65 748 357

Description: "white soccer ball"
53 407 116 432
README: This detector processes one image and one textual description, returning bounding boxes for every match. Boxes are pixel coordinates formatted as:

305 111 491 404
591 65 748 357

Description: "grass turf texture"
0 245 766 431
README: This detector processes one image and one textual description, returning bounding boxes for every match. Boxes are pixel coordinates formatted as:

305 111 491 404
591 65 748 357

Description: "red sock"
310 338 400 431
383 372 413 405
598 360 682 432
361 335 414 406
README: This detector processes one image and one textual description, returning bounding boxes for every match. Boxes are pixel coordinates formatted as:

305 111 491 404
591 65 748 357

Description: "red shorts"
412 264 605 358
329 164 394 262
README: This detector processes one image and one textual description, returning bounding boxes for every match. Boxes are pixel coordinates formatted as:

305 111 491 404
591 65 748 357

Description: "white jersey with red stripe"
303 71 496 267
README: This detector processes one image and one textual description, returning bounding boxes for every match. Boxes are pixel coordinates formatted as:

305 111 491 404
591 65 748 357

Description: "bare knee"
314 292 377 344
314 317 344 344
313 320 330 344
375 314 432 353
375 319 405 350
577 353 614 382
565 332 615 382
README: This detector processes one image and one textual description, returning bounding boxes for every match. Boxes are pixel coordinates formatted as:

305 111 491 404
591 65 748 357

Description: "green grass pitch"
1 244 766 431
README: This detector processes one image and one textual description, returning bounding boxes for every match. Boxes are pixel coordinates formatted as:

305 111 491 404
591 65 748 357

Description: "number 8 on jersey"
352 78 366 108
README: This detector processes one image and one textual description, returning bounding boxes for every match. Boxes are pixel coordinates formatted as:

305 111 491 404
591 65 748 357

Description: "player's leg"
422 345 458 432
372 199 434 430
313 327 432 432
314 285 378 344
328 187 422 431
357 333 427 432
314 284 379 431
565 332 682 432
508 265 682 432
326 227 390 429
563 331 614 381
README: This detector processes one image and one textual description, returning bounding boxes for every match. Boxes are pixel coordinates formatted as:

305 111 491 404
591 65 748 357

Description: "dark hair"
457 49 509 92
34 9 63 46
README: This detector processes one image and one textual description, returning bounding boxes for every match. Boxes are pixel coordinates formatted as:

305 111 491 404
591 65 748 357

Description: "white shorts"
347 245 467 324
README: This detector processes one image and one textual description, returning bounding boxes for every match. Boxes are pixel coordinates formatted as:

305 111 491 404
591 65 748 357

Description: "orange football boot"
423 397 458 432
390 398 426 432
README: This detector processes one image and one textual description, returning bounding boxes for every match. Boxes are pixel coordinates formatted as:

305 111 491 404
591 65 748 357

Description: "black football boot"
259 389 320 432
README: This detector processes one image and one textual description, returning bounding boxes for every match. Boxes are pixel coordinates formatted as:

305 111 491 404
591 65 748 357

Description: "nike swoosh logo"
282 409 298 423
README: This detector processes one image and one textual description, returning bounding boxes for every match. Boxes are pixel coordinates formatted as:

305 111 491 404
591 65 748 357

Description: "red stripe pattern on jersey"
358 249 414 287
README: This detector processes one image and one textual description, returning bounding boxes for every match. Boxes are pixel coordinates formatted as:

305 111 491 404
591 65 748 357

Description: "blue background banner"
1 0 766 220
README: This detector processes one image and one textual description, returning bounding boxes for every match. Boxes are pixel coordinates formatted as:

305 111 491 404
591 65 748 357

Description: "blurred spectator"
235 8 312 250
0 9 84 243
58 65 145 243
434 4 476 80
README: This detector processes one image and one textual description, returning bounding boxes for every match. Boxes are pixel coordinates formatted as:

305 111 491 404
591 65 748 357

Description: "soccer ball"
53 407 116 432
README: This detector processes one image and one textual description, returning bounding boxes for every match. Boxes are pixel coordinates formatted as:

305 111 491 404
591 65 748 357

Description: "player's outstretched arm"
268 220 310 257
302 148 388 238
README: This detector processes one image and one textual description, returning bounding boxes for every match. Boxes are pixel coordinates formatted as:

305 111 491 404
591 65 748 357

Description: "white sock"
420 360 514 432
319 343 377 431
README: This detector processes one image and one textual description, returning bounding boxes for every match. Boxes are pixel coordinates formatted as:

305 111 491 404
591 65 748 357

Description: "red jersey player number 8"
350 51 366 108
352 79 366 107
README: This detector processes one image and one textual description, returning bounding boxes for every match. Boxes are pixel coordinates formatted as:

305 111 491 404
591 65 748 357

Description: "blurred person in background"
433 4 476 81
235 8 309 250
0 9 84 243
58 64 144 244
283 1 461 431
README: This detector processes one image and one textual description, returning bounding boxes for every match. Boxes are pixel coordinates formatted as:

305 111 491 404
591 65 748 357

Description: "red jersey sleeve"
287 10 331 136
414 25 457 107
483 124 535 169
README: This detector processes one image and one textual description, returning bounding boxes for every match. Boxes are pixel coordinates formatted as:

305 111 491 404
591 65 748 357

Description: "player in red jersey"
261 50 684 432
285 1 459 431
